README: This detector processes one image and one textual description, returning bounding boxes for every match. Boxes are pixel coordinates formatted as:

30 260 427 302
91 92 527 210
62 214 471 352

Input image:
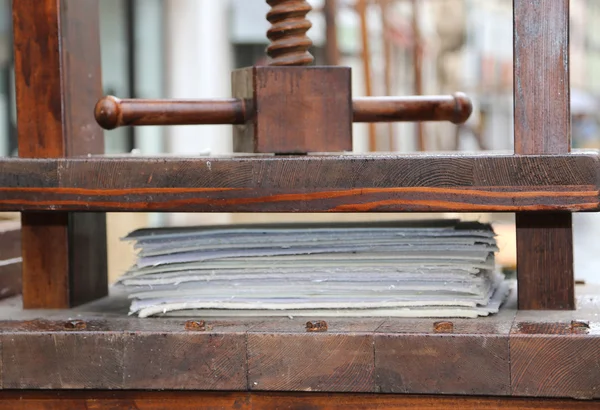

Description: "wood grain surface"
0 289 596 398
510 303 600 400
13 0 107 309
0 153 597 213
0 391 597 409
513 0 575 310
232 66 353 154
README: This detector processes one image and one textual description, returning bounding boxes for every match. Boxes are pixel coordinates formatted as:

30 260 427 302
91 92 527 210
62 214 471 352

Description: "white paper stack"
117 220 510 318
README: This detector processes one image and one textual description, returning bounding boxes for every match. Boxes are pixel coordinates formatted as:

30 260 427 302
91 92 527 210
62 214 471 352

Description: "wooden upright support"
514 0 574 310
13 0 108 308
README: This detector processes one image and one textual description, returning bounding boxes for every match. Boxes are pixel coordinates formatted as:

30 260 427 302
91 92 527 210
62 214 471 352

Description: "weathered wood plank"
123 333 247 390
375 308 515 395
246 318 380 392
513 0 575 310
247 332 376 392
0 290 596 396
2 332 124 389
376 334 510 395
510 302 600 399
0 312 595 396
0 154 597 213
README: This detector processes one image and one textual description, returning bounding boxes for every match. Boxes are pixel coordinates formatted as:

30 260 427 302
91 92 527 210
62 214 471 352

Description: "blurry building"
0 0 599 281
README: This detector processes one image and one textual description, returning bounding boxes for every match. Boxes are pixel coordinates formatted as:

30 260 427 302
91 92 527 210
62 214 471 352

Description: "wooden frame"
12 0 107 309
0 0 598 405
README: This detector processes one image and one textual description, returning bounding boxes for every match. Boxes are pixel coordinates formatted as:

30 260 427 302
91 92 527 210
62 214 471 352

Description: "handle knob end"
95 96 122 130
451 92 473 124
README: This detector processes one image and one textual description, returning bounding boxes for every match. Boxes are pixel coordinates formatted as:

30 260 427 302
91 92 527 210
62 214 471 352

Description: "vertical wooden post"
411 0 425 152
357 0 377 151
381 0 395 151
13 0 108 308
323 0 340 66
513 0 574 310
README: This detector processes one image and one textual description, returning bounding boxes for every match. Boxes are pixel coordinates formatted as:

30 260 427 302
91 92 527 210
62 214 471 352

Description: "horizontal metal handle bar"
95 93 473 130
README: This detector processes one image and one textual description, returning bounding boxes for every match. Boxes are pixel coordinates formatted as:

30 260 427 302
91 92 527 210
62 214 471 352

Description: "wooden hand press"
94 0 472 155
0 0 598 406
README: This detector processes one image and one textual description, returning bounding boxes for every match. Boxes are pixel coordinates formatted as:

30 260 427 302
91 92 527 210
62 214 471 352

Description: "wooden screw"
266 0 314 66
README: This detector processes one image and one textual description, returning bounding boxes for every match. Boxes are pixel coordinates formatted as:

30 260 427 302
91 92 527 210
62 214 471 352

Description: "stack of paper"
117 220 510 318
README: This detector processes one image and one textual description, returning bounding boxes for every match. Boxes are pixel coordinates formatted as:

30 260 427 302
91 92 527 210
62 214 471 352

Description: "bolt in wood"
433 321 454 333
306 320 328 332
64 320 87 330
185 320 207 331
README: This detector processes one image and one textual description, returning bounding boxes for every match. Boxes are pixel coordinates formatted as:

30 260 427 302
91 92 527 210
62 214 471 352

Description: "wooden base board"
0 285 597 399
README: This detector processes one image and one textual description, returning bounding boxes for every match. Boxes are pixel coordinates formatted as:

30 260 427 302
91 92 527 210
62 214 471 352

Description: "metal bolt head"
185 320 206 331
571 320 590 333
64 320 86 330
306 320 328 332
433 321 454 333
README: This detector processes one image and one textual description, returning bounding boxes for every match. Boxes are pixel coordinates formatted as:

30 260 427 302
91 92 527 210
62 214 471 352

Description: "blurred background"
0 0 598 283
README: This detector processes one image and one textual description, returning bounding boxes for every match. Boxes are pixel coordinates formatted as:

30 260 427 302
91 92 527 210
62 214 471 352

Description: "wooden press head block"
232 66 353 154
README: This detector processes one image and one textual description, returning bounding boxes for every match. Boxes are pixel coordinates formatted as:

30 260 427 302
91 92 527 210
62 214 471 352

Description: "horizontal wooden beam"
0 391 597 409
0 153 598 213
0 296 598 398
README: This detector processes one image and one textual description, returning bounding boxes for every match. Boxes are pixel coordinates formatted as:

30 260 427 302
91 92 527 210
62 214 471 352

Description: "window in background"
0 0 14 157
100 0 135 155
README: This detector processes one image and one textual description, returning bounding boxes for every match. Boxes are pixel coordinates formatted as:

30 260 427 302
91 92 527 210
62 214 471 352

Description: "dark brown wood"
375 308 515 396
513 0 574 310
95 96 248 130
3 331 125 389
13 0 107 309
511 333 600 400
0 391 598 410
0 154 597 213
232 66 353 154
510 300 600 400
376 335 510 395
123 333 247 390
515 214 575 310
94 94 473 130
0 317 254 391
0 286 596 396
247 318 381 392
353 93 472 124
266 0 314 66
